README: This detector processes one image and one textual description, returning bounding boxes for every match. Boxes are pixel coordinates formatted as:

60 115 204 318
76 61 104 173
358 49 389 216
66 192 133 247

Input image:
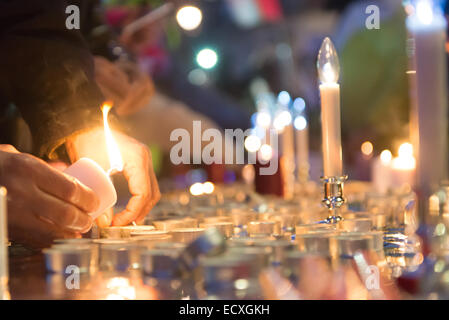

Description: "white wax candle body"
0 187 9 300
372 157 392 194
295 127 309 181
407 14 448 198
64 158 117 220
390 167 415 189
319 83 343 177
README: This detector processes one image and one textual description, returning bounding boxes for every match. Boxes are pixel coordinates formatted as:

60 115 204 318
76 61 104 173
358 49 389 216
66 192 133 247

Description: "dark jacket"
0 0 104 158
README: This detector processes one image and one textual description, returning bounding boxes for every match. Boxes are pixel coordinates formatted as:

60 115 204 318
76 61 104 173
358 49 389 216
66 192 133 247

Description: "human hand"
94 56 154 116
0 145 99 247
66 128 160 227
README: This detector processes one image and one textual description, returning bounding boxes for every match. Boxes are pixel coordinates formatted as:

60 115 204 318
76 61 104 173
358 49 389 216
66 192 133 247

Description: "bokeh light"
176 6 203 31
196 48 218 69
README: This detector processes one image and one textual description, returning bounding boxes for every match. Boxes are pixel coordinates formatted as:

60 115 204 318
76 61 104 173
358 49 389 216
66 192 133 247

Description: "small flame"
102 103 124 174
317 37 340 84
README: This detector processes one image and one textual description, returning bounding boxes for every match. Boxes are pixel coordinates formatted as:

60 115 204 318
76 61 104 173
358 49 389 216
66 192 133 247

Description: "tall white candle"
0 187 9 300
317 37 343 177
406 0 448 215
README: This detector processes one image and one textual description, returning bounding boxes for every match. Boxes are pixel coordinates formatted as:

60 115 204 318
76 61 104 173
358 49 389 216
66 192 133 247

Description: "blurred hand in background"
94 56 155 116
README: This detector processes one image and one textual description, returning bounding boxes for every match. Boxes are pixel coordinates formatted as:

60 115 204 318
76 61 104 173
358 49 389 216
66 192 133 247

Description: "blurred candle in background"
391 143 416 189
372 150 393 194
317 37 343 177
406 0 448 221
294 114 309 183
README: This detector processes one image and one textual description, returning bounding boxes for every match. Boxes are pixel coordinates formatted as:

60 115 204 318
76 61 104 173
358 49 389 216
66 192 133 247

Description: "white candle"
64 158 117 220
0 187 9 300
390 143 416 189
294 115 309 182
406 1 448 203
372 150 393 194
317 37 343 177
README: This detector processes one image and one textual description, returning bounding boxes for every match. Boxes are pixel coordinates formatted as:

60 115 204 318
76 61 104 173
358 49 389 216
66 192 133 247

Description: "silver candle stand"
320 175 348 224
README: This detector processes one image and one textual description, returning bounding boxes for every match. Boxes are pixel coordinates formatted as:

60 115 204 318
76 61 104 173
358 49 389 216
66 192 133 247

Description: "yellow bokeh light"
203 181 215 194
361 141 373 156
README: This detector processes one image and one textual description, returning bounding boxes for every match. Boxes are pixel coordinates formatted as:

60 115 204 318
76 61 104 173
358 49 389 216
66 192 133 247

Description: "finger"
8 205 79 248
112 195 148 226
31 188 93 233
95 65 130 98
0 144 19 153
112 148 152 226
96 207 114 228
97 81 125 106
29 158 100 213
117 81 152 116
95 56 129 84
137 151 160 222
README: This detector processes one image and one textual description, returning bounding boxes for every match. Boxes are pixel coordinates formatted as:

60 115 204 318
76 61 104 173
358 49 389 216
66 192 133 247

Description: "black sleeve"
0 0 105 158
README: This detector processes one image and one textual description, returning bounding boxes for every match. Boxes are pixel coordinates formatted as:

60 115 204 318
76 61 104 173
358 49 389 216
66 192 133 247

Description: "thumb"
95 207 114 228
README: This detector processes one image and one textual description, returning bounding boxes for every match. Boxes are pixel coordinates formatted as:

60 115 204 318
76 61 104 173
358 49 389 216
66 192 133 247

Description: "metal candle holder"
320 175 348 224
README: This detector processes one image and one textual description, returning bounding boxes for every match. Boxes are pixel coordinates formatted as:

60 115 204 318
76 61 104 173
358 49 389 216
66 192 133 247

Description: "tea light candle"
170 228 205 243
64 158 117 220
317 37 343 177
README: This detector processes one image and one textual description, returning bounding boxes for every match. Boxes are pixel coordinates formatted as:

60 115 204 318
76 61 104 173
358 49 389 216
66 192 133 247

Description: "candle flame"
102 103 124 174
380 149 392 164
392 143 416 170
317 37 340 84
190 182 204 196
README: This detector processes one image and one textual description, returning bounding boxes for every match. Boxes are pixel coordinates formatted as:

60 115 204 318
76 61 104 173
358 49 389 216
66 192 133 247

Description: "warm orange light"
190 182 204 196
392 143 416 171
102 103 124 174
361 141 373 156
105 277 136 300
203 181 215 194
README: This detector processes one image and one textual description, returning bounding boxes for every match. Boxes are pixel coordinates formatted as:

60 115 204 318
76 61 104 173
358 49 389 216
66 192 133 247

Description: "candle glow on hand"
102 103 124 174
317 37 340 84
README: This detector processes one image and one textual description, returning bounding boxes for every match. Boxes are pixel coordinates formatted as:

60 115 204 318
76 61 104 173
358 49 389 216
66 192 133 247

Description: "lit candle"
317 37 343 177
406 0 448 209
390 143 416 189
0 187 10 300
372 149 393 194
64 103 124 220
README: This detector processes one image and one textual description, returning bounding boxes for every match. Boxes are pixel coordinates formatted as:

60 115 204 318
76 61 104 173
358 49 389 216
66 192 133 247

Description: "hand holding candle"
0 144 98 247
66 104 161 227
317 37 343 177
